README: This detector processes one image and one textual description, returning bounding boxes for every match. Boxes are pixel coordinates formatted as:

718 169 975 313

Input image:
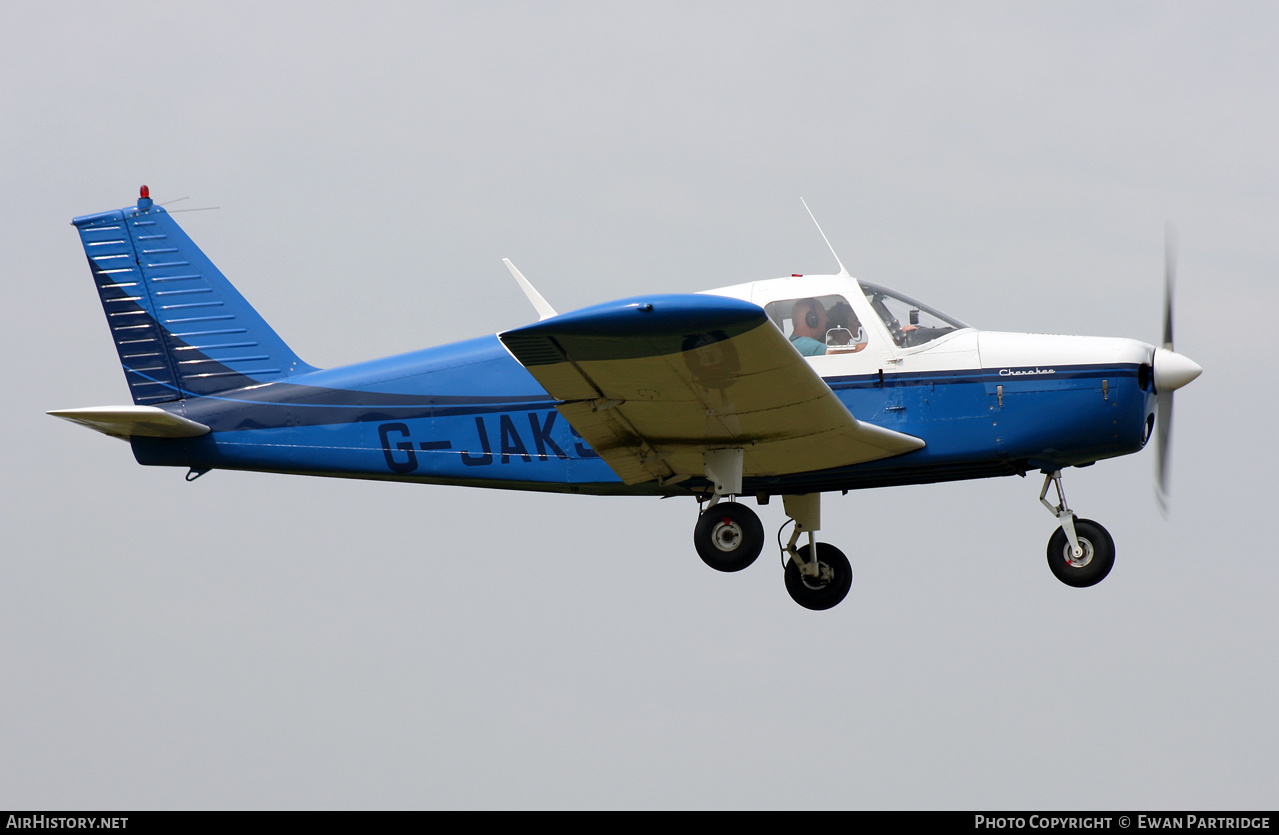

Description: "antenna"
503 258 558 321
801 198 849 276
158 194 220 213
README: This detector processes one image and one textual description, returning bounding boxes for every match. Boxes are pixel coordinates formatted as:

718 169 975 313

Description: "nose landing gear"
1039 471 1115 587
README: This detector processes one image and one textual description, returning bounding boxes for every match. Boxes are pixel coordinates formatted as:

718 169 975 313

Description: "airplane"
50 187 1202 610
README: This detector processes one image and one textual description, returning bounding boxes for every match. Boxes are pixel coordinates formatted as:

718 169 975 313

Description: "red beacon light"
139 185 149 199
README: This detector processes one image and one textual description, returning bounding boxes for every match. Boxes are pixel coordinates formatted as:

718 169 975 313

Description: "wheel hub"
799 561 833 589
711 519 743 552
1064 538 1094 568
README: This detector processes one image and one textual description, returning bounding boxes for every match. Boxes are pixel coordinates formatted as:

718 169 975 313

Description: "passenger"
825 300 864 351
789 298 827 356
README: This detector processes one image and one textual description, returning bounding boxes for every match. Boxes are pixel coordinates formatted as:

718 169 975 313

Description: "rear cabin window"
764 295 867 357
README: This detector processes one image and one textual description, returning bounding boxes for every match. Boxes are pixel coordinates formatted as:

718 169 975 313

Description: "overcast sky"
2 1 1275 810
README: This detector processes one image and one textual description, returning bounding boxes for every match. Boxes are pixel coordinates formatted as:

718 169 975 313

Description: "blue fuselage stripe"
131 335 1156 494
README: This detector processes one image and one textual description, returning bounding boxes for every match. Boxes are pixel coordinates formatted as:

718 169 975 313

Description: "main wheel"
1046 518 1115 588
694 502 764 572
784 542 852 610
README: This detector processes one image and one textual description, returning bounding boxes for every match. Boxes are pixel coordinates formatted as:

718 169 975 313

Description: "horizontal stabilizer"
47 405 211 441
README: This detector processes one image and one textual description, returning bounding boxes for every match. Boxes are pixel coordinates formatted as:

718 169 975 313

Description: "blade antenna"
801 198 849 276
503 258 558 321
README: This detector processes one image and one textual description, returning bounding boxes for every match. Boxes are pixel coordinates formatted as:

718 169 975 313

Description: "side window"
764 295 867 356
823 298 867 354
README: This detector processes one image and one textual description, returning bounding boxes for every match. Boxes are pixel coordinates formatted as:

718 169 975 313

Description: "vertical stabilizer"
72 188 315 404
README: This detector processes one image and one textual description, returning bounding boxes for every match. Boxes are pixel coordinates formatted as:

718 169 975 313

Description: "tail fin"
72 188 315 404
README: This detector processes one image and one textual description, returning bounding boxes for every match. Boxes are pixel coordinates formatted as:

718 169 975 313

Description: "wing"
498 294 924 486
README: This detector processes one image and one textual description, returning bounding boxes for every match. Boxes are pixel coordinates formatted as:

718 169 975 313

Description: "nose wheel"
1039 471 1116 587
1047 518 1115 587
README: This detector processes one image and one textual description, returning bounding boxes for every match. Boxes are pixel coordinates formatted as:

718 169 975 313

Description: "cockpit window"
764 295 868 356
861 282 969 348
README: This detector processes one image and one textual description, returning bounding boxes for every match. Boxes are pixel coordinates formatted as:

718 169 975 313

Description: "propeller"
1152 222 1203 516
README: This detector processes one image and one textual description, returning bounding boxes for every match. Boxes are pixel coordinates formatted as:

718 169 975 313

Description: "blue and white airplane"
51 187 1202 610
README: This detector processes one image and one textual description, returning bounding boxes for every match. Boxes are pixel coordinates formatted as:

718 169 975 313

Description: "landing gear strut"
1039 471 1115 587
778 493 852 610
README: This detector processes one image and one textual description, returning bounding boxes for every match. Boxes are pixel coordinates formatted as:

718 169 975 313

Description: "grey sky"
2 2 1275 809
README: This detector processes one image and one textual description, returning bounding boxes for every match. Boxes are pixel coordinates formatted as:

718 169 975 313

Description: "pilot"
789 298 827 356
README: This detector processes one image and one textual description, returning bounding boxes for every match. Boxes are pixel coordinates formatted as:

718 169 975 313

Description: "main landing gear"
783 540 853 611
693 499 764 572
692 491 853 611
1039 470 1115 587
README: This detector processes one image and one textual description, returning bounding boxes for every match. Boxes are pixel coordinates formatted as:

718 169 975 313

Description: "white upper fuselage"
703 272 1156 381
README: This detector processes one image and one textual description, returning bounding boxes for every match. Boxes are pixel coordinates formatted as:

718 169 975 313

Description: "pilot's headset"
799 300 820 329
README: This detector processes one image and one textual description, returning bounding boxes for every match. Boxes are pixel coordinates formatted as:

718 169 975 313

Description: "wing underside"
499 294 923 486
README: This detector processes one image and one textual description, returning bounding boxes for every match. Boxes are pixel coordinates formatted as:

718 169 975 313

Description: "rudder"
73 187 315 404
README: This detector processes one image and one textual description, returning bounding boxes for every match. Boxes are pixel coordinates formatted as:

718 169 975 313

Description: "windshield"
861 282 969 348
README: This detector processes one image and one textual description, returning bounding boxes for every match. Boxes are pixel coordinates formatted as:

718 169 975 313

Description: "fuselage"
132 272 1159 496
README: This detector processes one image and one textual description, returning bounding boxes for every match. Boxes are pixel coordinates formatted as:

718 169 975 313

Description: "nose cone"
1153 347 1203 392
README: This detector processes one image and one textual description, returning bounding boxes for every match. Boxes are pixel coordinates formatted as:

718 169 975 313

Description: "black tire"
1046 518 1115 588
694 502 764 572
784 542 852 610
